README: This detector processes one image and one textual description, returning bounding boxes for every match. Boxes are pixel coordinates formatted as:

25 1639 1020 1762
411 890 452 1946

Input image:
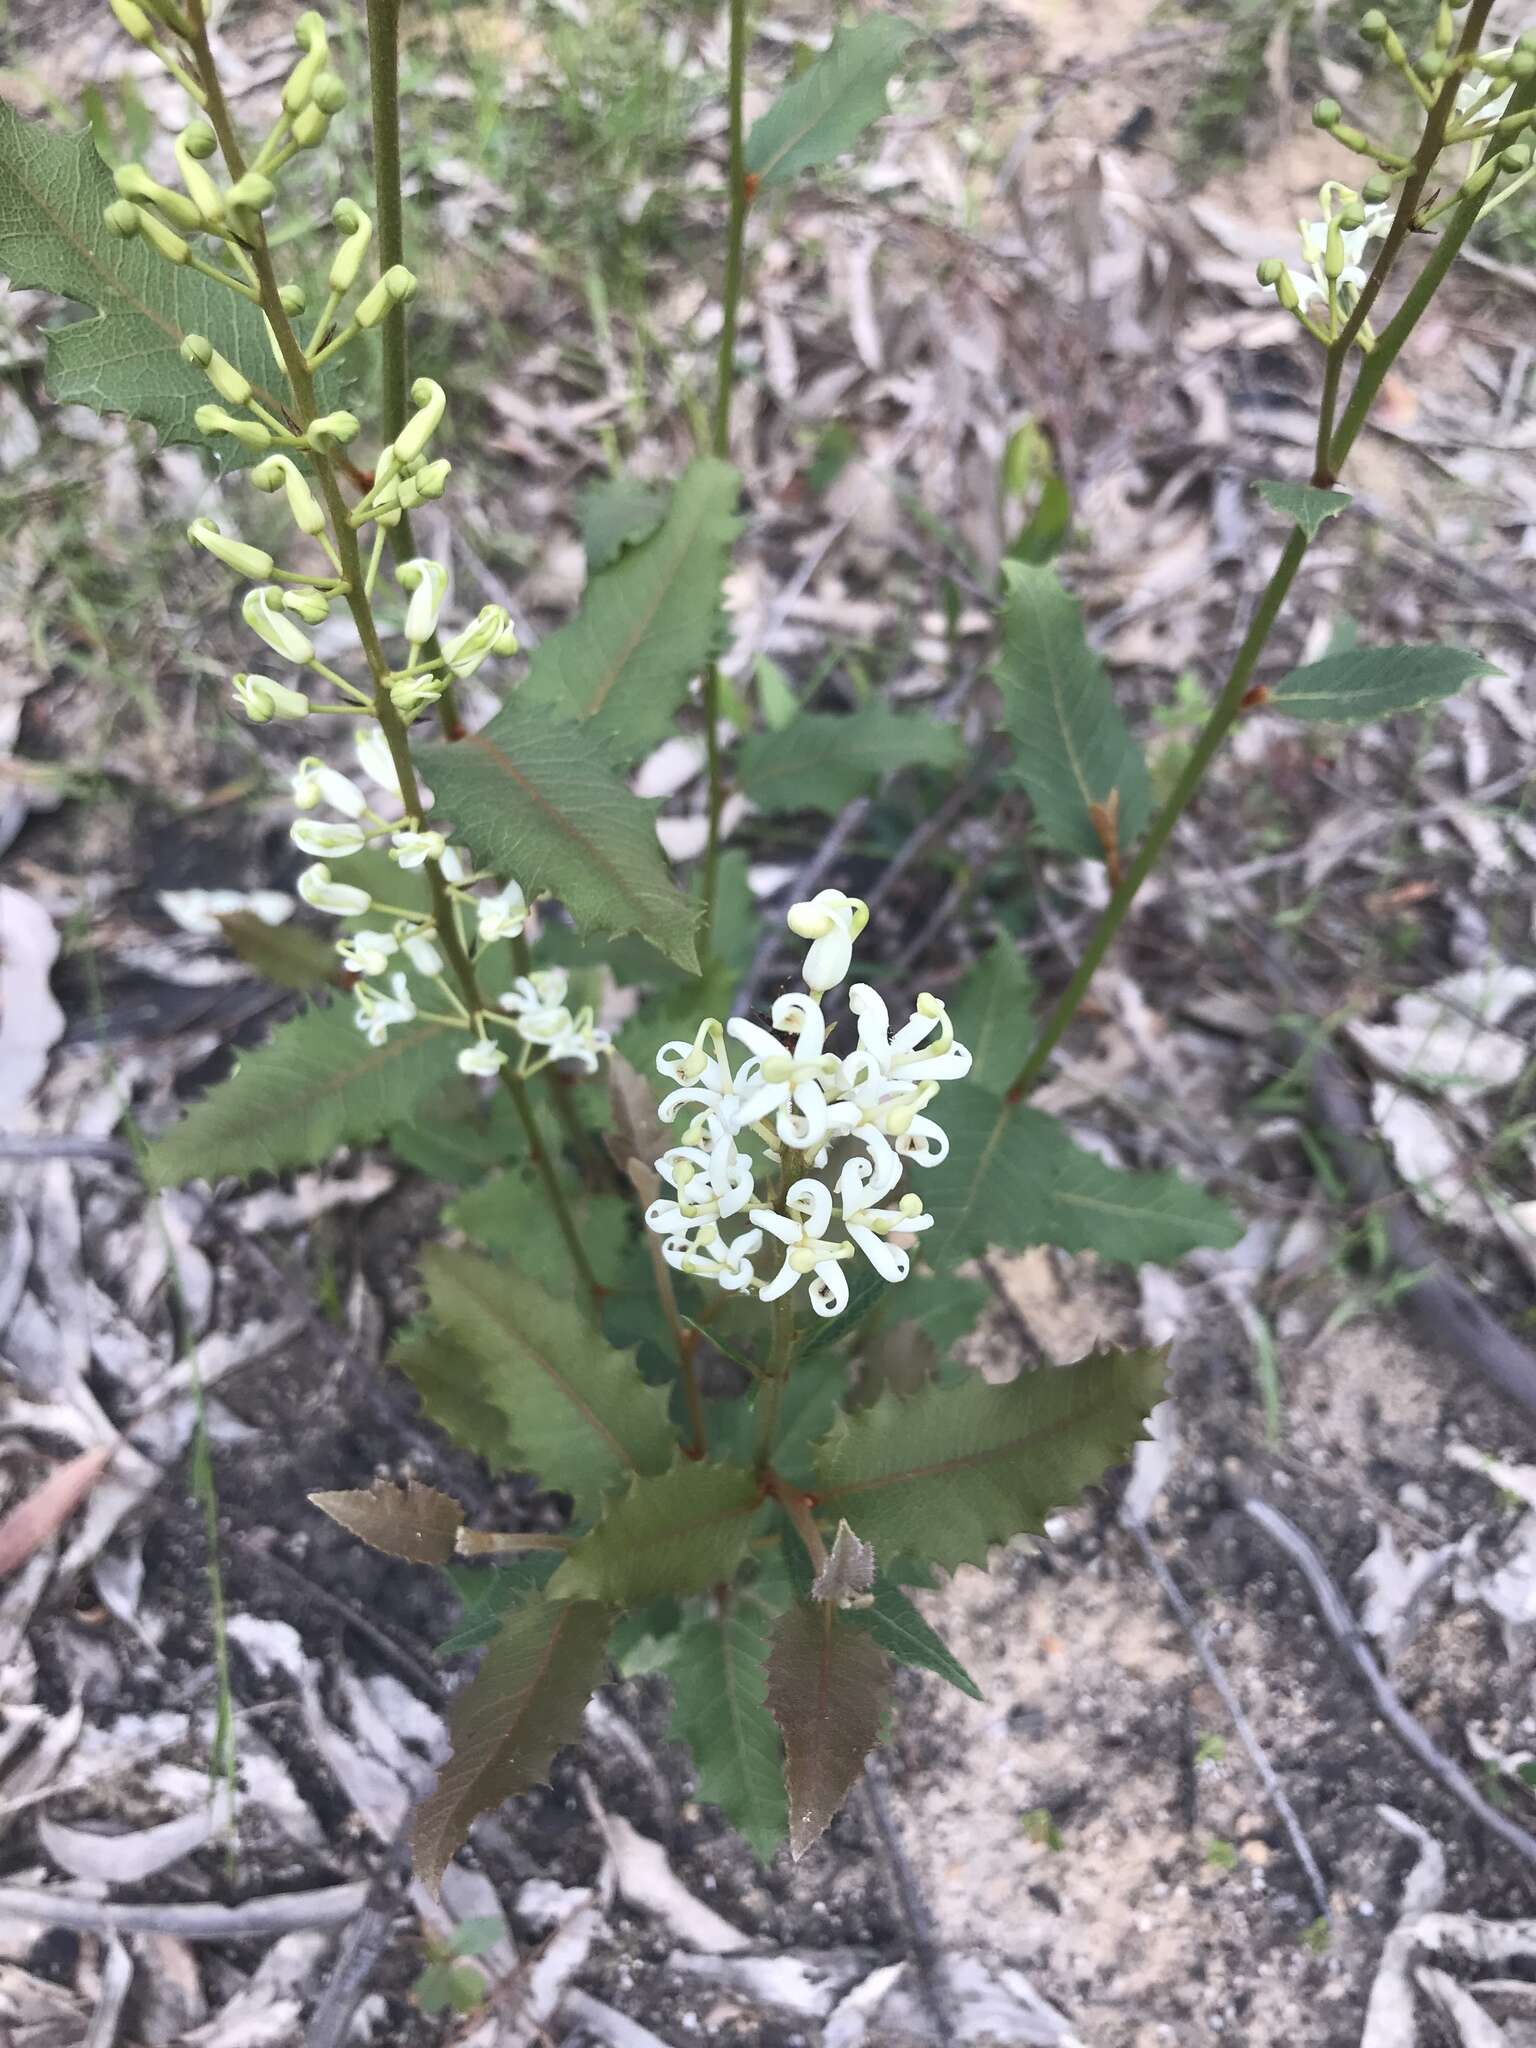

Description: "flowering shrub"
2 0 1527 1879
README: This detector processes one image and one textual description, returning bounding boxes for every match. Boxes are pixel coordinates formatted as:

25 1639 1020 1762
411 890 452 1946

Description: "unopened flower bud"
283 9 330 114
353 264 418 329
394 377 446 465
138 211 192 265
279 283 308 316
292 103 330 149
226 171 276 214
1513 48 1536 81
328 198 373 295
311 71 347 114
1359 9 1388 41
181 333 252 406
397 557 448 644
251 453 327 537
442 604 512 679
113 163 201 231
1418 48 1444 79
109 0 156 45
187 517 275 578
174 128 224 224
283 588 331 625
181 121 217 159
195 404 272 450
1313 97 1342 129
1503 140 1534 173
307 410 361 450
1257 258 1301 311
103 199 142 238
233 672 310 722
411 457 451 501
243 585 315 664
1362 171 1394 203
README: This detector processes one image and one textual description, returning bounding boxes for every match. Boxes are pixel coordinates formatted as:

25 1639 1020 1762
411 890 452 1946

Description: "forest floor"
2 1 1536 2045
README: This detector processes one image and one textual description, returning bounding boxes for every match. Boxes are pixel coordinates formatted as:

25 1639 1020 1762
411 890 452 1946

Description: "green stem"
364 0 462 742
699 0 750 965
188 22 600 1310
753 1295 797 1472
1007 55 1518 1106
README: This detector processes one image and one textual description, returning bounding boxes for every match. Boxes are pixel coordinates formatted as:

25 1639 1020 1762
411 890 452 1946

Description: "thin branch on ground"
306 1830 412 2048
1242 1494 1536 1874
860 1756 955 2046
0 1882 369 1939
1123 1514 1332 1922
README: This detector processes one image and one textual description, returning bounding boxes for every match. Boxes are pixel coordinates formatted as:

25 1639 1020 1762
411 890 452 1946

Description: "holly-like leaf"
0 105 289 454
1254 479 1352 540
745 18 919 187
921 1083 1242 1270
394 1320 525 1472
387 1085 530 1186
547 1461 762 1605
667 1608 788 1864
580 475 670 574
437 1556 561 1657
738 704 963 816
413 1595 614 1894
1268 644 1498 724
147 1002 463 1186
782 1523 981 1699
421 1247 677 1516
812 1347 1165 1570
521 459 740 757
766 1601 889 1859
421 701 701 973
993 563 1151 863
447 1173 630 1291
946 939 1035 1095
309 1478 463 1564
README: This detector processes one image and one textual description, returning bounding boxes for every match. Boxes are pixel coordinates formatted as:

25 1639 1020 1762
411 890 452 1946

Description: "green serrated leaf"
667 1609 788 1864
422 1246 678 1516
216 912 340 993
413 1595 614 1894
947 940 1036 1095
387 1083 530 1185
994 563 1152 863
1254 479 1352 540
147 1001 462 1186
813 1348 1165 1570
0 105 291 454
580 475 670 574
922 1084 1242 1270
1268 644 1498 724
548 1461 761 1605
448 1172 631 1291
394 1319 525 1473
437 1556 561 1657
522 459 741 757
766 1600 889 1859
781 1523 981 1699
420 701 701 973
738 704 963 816
745 17 919 187
884 1273 989 1353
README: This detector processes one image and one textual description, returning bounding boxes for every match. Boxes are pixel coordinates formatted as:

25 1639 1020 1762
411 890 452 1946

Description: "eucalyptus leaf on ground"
309 1479 463 1565
922 1083 1242 1269
993 562 1151 864
766 1600 890 1859
521 458 741 757
738 704 963 816
812 1348 1166 1570
421 1247 678 1516
1268 644 1499 723
147 1001 463 1186
421 701 701 973
745 17 919 187
0 105 290 453
666 1609 788 1864
413 1595 614 1893
547 1461 762 1605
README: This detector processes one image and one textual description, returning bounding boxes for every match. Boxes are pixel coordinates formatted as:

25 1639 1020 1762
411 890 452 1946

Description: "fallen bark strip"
1304 1039 1536 1423
0 1881 369 1939
1242 1495 1536 1872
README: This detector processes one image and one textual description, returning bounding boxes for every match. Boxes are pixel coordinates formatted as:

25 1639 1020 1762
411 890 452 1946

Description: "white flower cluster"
1258 181 1390 333
288 722 607 1080
645 891 971 1319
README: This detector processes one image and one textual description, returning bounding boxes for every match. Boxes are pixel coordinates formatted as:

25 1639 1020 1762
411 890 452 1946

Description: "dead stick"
1242 1494 1536 1874
0 1882 368 1939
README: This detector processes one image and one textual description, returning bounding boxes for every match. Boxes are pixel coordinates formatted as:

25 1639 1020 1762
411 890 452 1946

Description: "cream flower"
750 1178 855 1318
391 828 447 869
728 993 843 1148
298 863 371 916
291 817 366 858
353 971 416 1046
836 1152 931 1284
292 758 368 817
337 929 398 977
785 888 869 994
458 1037 508 1077
476 879 529 945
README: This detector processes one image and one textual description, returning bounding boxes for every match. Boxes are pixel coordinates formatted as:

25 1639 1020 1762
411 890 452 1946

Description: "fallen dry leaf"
0 1447 113 1575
